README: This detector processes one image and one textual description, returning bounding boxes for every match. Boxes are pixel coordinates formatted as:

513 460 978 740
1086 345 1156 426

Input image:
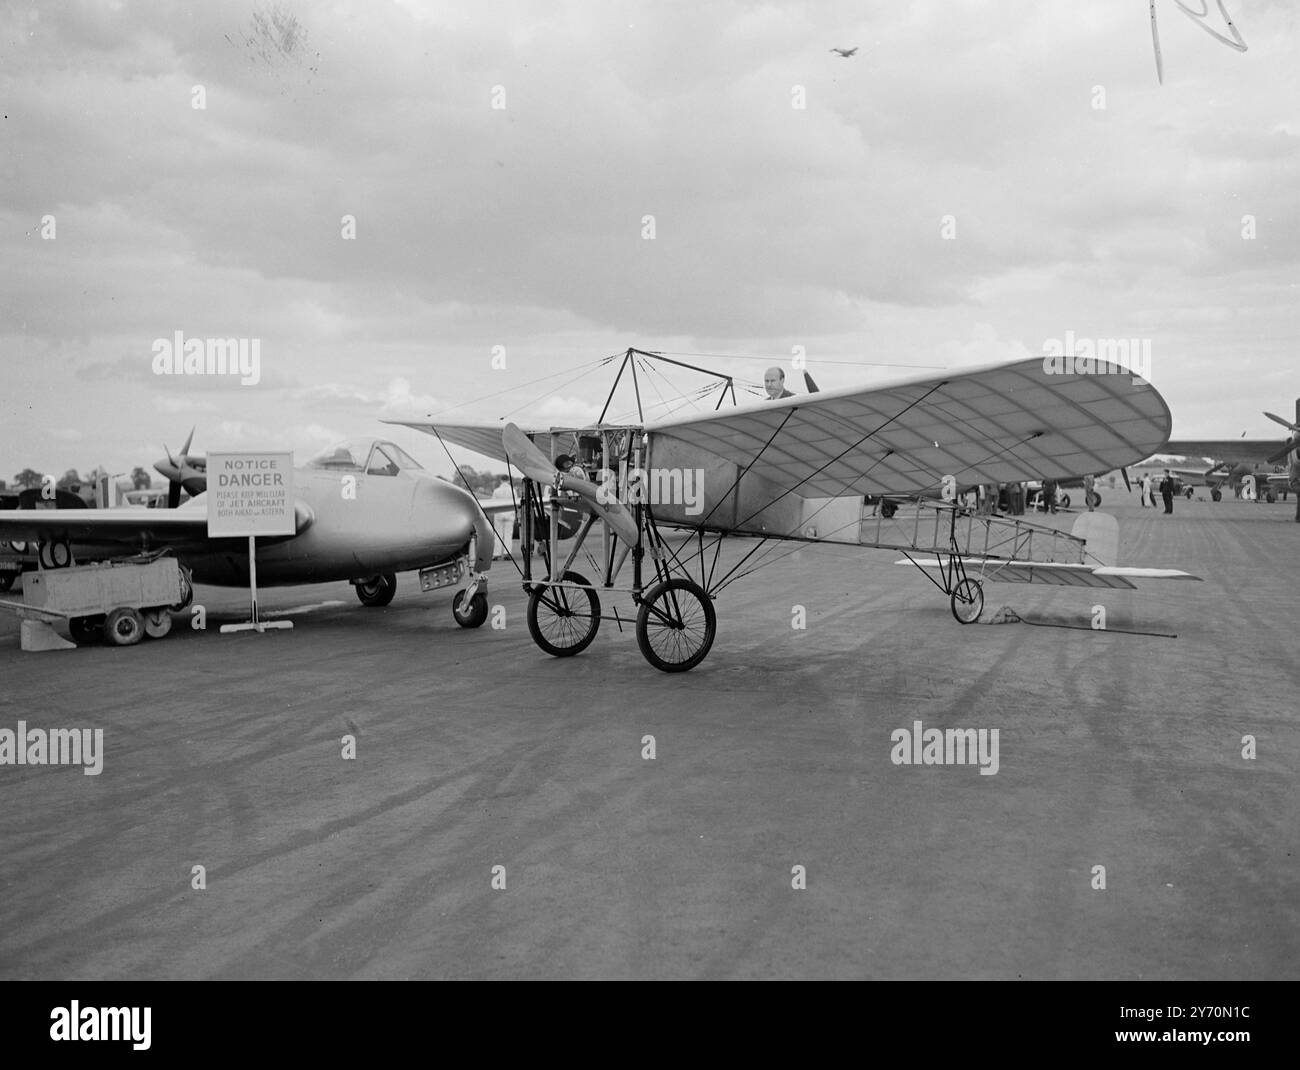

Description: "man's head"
1164 469 1171 476
764 367 786 399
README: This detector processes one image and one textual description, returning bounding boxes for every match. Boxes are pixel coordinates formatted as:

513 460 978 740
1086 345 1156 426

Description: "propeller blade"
168 480 181 509
502 424 639 543
803 371 820 394
564 476 639 544
1263 411 1300 432
502 423 559 485
1266 445 1294 465
1121 466 1131 493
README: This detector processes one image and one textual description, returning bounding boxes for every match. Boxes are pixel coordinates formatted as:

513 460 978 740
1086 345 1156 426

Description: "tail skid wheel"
527 570 600 656
636 577 716 673
951 578 983 624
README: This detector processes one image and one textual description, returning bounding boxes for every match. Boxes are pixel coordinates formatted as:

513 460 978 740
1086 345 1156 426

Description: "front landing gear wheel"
636 577 716 673
355 573 397 607
527 570 599 656
453 589 489 628
951 578 984 624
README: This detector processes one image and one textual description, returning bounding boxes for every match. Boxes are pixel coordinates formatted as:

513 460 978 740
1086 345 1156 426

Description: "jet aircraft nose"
420 477 495 572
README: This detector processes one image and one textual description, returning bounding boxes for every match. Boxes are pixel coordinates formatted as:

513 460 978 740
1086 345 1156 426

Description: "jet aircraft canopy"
306 439 424 476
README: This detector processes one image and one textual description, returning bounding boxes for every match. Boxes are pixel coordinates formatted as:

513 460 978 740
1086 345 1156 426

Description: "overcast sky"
3 0 1297 483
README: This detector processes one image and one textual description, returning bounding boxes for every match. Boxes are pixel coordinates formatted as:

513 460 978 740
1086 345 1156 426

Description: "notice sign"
207 452 296 538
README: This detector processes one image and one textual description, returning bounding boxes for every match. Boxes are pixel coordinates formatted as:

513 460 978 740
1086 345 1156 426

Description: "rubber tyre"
453 589 489 628
104 607 145 646
635 577 716 673
1211 489 1222 502
68 615 104 644
143 608 173 639
355 573 397 607
1059 494 1070 509
880 500 897 519
0 572 13 592
951 579 984 624
38 540 72 569
527 571 600 657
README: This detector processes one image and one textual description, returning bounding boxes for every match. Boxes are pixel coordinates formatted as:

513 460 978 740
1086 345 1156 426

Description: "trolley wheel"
1059 493 1070 509
880 500 898 519
104 607 145 646
143 608 173 639
452 589 489 628
951 578 984 624
355 573 397 607
527 570 600 657
68 615 104 644
1211 489 1222 502
38 540 73 569
635 577 716 673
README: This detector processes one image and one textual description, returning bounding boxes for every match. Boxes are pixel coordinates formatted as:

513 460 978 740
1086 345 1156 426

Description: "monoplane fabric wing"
384 421 538 467
646 358 1170 500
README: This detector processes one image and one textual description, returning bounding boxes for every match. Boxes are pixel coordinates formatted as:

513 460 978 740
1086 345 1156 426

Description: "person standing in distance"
1160 469 1175 515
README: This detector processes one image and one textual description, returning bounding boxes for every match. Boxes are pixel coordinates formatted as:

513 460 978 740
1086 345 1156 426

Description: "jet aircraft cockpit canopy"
306 439 425 476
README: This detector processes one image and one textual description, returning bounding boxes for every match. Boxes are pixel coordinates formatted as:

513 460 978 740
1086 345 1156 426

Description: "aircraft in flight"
396 351 1201 671
0 437 502 631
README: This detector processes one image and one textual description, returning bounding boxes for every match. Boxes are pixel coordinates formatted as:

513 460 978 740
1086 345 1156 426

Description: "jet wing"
0 500 311 548
646 358 1171 499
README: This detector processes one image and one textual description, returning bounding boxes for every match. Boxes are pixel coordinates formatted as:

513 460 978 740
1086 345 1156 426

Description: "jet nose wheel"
355 573 397 607
453 588 489 628
635 577 716 673
526 570 600 656
951 578 983 624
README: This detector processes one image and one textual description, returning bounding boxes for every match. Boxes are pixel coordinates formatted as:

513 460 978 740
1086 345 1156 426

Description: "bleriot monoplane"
395 350 1201 673
0 436 500 639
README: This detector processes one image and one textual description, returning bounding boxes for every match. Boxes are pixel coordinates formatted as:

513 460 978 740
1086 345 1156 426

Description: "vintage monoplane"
396 350 1201 672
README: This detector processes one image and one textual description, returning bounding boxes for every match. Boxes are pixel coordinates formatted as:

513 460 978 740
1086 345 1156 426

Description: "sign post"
206 451 296 635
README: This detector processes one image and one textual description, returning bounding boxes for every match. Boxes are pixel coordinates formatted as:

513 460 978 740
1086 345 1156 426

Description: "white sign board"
207 452 296 538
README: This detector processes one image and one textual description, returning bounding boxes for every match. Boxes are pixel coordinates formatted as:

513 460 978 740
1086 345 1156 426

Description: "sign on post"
206 452 295 634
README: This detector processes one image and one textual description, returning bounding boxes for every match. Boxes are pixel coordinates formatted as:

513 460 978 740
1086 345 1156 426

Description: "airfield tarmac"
1 498 1297 980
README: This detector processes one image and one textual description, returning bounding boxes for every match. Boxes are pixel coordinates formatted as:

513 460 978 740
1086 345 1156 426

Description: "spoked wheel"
636 577 716 673
355 573 397 607
527 570 600 657
951 578 984 624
